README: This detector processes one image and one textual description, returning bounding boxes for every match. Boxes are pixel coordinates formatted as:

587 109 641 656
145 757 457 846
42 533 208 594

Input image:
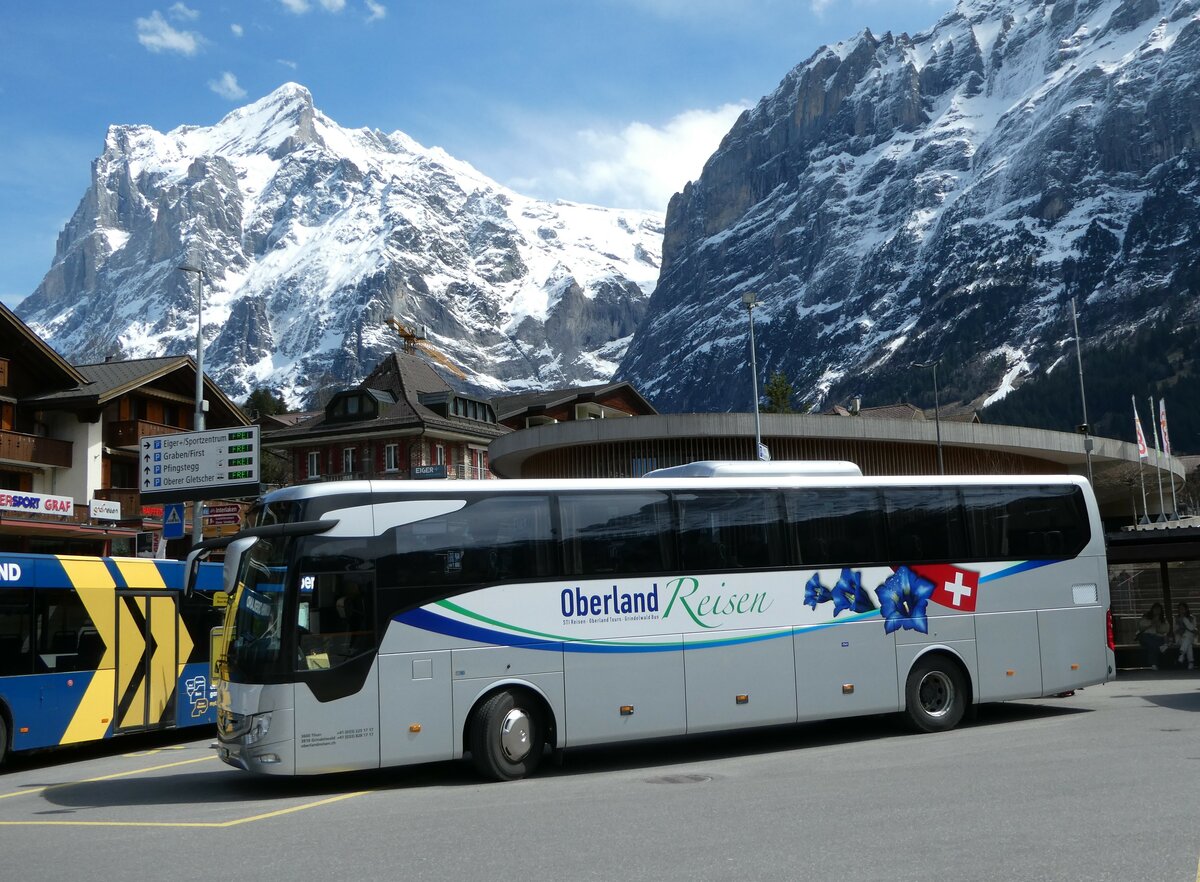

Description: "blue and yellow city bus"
0 553 224 763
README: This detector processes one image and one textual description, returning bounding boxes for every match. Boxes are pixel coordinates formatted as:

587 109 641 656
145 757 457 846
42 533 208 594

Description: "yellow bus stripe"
59 669 117 745
112 558 168 590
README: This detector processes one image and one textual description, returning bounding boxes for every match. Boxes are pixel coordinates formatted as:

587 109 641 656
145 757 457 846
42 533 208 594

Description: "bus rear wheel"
0 713 8 765
904 655 966 733
469 689 543 782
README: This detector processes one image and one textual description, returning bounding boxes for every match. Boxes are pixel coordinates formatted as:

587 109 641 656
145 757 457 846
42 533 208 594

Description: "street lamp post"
911 359 944 475
178 264 205 547
741 292 767 461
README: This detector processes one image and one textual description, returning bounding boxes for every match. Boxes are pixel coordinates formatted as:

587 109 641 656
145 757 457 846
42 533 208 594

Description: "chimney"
850 395 861 415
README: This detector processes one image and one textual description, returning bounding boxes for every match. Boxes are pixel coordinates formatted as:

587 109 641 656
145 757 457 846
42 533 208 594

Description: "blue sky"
0 0 954 309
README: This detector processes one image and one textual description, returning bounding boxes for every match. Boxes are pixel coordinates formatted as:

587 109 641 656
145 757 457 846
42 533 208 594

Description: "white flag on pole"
1159 398 1172 457
1133 396 1148 459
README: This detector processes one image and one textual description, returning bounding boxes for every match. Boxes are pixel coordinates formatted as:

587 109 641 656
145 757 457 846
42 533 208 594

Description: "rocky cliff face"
618 0 1200 416
19 84 663 406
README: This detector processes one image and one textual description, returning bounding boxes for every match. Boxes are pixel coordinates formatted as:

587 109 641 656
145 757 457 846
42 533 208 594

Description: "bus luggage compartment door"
684 628 797 733
563 635 685 746
379 649 453 766
114 591 179 733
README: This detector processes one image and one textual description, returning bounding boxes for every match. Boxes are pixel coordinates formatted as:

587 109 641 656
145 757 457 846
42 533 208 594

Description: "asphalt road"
2 671 1198 882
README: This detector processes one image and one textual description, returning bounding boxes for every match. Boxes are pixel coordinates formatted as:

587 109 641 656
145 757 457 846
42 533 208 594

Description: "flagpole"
1148 395 1166 522
1160 397 1179 518
1070 298 1094 486
1133 395 1150 526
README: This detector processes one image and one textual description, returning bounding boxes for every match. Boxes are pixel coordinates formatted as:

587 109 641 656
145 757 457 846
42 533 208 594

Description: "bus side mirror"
184 547 210 598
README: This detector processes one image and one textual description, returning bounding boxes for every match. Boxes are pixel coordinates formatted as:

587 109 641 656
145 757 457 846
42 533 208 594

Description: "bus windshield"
225 536 290 682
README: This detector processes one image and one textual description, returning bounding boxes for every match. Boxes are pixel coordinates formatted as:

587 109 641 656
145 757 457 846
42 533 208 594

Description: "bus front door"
114 591 180 733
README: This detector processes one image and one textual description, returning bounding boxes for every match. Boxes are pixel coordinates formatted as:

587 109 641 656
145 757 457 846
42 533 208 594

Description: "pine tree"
763 371 800 414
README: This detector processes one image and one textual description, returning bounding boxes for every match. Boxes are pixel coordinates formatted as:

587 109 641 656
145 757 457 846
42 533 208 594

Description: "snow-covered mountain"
618 0 1200 415
18 84 663 407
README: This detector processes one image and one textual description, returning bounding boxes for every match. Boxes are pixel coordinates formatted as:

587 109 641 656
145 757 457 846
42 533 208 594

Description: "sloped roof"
822 401 980 424
265 351 509 443
25 354 249 425
491 381 657 421
0 302 89 391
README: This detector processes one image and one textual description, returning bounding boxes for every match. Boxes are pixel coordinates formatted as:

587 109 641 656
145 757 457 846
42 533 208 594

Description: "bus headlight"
244 712 273 745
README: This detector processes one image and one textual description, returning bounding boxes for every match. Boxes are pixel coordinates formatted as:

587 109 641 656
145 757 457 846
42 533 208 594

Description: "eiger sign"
140 426 261 504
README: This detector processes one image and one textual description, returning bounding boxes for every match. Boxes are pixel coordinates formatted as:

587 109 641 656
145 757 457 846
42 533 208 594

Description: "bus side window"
34 590 90 672
674 489 784 571
962 485 1089 561
0 588 33 676
784 488 886 567
883 487 968 564
559 492 675 577
296 570 375 670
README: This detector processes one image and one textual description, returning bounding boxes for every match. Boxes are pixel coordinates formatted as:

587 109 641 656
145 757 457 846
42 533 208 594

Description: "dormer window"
417 391 496 424
326 389 392 423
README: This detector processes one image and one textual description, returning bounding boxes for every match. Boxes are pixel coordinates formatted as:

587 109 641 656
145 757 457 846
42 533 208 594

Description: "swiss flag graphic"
911 564 980 612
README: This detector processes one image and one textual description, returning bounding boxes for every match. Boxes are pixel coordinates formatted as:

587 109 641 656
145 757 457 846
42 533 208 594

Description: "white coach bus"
190 462 1114 780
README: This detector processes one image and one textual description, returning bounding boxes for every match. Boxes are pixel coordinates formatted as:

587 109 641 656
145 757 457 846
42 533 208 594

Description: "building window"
343 448 356 475
434 444 445 466
385 443 399 472
307 451 320 479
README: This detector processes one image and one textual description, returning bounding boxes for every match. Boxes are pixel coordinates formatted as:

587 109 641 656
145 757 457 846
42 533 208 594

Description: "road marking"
0 755 216 801
122 745 188 757
0 789 370 827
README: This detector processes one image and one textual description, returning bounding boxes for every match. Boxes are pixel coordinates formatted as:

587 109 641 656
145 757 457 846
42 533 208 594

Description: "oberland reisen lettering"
562 584 660 618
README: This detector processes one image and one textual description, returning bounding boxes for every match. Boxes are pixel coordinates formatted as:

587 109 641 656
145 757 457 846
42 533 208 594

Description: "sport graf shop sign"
0 490 74 517
140 426 261 504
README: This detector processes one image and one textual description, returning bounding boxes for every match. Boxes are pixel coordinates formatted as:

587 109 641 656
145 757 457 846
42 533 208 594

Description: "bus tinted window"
0 589 33 676
559 492 675 576
382 495 556 588
674 489 784 570
883 487 969 563
784 488 887 566
963 485 1089 559
34 589 94 673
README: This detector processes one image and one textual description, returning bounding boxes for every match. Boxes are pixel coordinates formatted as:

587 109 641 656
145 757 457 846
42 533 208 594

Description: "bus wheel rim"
499 708 532 762
918 670 954 718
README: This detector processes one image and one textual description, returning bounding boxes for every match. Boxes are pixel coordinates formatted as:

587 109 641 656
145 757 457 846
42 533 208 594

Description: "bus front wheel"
0 712 8 765
469 689 543 782
904 655 966 733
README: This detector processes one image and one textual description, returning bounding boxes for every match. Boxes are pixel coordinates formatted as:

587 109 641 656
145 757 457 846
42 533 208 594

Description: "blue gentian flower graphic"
831 568 873 616
876 566 936 634
804 573 831 610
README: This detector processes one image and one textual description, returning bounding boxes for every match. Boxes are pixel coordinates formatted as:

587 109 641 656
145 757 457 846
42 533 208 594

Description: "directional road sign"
140 426 261 504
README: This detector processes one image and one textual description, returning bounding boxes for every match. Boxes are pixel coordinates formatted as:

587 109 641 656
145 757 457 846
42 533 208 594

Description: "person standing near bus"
1137 603 1170 670
1174 602 1196 670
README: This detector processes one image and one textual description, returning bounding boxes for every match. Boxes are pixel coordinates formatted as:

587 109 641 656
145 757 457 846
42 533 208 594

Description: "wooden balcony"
0 429 72 468
106 419 187 448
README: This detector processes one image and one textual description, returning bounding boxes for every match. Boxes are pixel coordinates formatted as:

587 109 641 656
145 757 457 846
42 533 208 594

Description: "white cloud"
280 0 346 11
231 23 244 37
810 0 833 14
135 10 202 55
510 103 749 212
169 2 199 21
277 58 299 69
209 72 247 100
365 1 386 22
